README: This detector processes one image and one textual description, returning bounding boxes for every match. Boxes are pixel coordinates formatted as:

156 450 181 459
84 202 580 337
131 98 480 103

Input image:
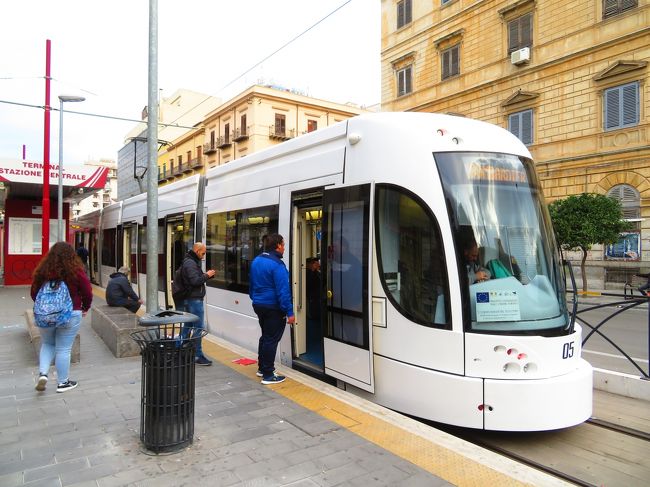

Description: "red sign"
0 158 109 188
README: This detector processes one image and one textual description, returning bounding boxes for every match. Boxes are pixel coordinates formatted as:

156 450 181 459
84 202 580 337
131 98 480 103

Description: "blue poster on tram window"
605 232 640 260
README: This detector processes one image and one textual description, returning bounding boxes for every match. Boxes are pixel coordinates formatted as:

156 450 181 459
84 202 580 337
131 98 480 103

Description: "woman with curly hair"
31 242 92 393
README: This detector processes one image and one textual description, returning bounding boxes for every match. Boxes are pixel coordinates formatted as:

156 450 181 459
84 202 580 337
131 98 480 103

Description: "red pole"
42 39 51 257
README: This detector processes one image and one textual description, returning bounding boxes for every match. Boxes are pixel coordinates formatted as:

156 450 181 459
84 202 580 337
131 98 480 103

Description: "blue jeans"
38 311 82 384
177 298 206 358
253 305 286 379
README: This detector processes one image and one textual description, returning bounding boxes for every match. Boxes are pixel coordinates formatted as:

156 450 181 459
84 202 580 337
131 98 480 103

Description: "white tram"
75 112 592 431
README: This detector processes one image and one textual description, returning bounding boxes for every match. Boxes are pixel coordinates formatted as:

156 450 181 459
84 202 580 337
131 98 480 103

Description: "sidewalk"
0 286 453 487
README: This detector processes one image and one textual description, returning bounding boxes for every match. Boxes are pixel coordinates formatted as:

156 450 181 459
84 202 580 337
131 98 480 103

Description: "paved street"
0 285 450 487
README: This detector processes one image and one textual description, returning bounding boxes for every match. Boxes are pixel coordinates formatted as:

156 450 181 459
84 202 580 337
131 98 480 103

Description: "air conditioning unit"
511 47 530 65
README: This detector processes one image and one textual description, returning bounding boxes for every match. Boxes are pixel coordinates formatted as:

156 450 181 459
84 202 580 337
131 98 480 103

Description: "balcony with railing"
158 167 169 182
216 135 232 148
233 126 250 142
203 141 217 154
188 155 204 170
269 125 295 140
170 162 183 177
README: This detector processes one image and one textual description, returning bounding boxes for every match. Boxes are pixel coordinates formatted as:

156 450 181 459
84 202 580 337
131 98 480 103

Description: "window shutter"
442 50 450 79
620 0 638 10
604 87 620 130
622 83 639 126
603 0 617 17
508 19 519 52
608 184 640 219
521 110 533 145
509 113 520 138
521 13 532 47
397 2 404 28
405 0 412 24
405 66 412 94
451 46 459 76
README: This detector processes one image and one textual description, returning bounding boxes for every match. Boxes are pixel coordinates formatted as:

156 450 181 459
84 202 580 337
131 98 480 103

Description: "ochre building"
158 85 368 183
381 0 649 289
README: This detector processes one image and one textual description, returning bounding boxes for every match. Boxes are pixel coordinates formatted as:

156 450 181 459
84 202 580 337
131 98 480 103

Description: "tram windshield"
436 152 568 334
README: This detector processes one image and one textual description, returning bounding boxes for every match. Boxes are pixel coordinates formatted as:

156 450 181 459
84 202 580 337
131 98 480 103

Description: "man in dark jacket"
106 266 142 313
249 233 295 384
176 242 216 366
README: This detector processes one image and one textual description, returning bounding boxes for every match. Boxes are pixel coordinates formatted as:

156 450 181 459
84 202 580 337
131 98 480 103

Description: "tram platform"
0 285 634 487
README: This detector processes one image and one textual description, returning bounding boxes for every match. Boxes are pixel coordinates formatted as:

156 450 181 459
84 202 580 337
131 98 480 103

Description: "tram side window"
375 185 450 328
102 228 116 267
205 205 279 293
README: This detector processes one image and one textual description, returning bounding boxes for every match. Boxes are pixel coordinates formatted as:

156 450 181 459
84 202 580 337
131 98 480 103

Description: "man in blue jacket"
249 233 295 384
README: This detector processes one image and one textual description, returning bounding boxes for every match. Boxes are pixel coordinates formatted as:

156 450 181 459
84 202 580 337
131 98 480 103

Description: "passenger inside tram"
461 236 491 284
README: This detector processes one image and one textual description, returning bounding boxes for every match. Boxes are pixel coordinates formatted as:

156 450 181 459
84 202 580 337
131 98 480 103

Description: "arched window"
608 184 640 230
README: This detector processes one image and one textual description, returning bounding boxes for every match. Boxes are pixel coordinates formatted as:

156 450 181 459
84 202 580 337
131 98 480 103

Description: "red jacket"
31 269 93 312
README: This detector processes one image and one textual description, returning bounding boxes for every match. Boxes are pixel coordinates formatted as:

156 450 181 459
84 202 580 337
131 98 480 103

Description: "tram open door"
321 184 374 393
164 213 196 309
121 223 139 297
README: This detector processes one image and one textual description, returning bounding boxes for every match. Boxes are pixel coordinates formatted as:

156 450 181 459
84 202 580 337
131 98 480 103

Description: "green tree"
548 193 630 292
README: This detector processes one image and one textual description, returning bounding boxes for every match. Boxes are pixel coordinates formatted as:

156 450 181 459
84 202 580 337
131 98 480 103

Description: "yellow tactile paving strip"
91 286 529 486
200 339 532 487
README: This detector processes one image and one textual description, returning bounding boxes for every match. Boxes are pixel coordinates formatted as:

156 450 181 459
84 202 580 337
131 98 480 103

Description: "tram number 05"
562 341 575 359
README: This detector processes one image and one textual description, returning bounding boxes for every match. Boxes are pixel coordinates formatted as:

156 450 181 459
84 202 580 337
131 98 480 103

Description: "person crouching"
106 266 143 313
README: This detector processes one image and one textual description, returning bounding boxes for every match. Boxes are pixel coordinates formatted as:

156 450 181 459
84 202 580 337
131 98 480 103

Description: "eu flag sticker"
476 292 490 303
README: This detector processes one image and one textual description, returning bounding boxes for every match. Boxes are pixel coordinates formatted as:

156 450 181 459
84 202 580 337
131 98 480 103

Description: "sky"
0 0 381 165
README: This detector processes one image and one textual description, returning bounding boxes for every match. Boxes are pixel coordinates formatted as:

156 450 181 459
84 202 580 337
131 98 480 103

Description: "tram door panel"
291 201 323 369
88 231 98 284
321 184 374 392
165 213 195 309
122 224 139 296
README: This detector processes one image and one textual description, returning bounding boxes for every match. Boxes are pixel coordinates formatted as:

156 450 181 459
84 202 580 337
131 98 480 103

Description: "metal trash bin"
131 310 205 453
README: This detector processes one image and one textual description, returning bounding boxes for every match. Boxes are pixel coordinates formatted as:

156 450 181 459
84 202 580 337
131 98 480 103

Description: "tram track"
433 417 650 487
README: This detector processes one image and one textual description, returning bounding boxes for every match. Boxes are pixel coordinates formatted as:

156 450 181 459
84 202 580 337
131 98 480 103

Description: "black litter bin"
131 310 206 453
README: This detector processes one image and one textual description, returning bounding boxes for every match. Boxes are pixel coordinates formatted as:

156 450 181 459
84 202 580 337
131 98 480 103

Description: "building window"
187 150 191 162
604 82 639 131
210 130 215 146
441 45 460 80
307 119 318 133
603 0 638 19
275 113 286 136
608 184 640 221
397 65 413 96
224 123 230 143
508 109 533 145
508 12 532 53
178 154 183 165
240 114 247 135
397 0 412 29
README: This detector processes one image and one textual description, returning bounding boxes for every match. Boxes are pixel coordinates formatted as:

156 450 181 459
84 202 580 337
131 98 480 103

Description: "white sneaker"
56 380 78 393
35 374 48 392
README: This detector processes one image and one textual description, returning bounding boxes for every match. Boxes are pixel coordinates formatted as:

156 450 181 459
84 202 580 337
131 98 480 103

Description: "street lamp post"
58 95 85 242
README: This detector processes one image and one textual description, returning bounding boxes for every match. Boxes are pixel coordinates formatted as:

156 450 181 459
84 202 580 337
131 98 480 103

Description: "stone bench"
24 310 81 363
91 304 140 358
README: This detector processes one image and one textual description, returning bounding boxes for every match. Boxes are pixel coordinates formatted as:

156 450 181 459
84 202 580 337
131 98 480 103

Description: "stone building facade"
381 0 649 289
